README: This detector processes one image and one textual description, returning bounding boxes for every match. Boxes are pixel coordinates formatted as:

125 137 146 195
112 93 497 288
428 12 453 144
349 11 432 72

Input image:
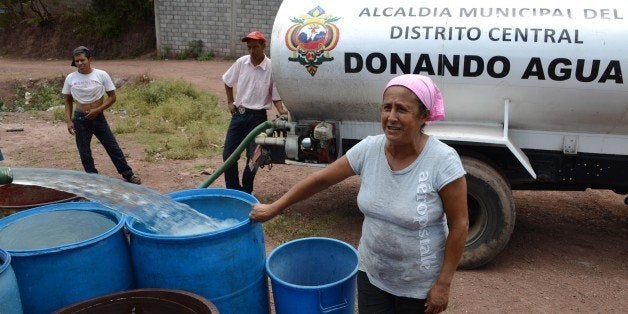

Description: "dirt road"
0 58 626 313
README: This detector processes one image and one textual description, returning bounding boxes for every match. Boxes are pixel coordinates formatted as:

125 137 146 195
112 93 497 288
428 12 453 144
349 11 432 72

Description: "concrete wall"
154 0 282 58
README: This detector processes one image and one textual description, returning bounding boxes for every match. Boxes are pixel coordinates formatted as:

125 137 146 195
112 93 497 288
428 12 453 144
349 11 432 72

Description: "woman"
62 46 141 184
251 74 468 313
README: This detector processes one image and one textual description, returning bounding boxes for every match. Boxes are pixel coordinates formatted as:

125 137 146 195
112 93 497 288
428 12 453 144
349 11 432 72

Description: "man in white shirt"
62 46 141 184
221 31 288 193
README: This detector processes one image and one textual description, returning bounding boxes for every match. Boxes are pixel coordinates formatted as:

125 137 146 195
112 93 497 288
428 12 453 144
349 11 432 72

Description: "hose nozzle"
0 167 13 185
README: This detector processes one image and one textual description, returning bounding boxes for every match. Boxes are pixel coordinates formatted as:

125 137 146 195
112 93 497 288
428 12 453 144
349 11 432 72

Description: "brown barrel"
0 184 79 212
54 289 219 314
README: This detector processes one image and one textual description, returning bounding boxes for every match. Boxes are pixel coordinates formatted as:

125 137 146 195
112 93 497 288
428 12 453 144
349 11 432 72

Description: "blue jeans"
73 111 134 178
222 110 267 193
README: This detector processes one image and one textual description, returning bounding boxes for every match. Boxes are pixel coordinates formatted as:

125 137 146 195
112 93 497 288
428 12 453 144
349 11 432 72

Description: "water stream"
8 168 239 236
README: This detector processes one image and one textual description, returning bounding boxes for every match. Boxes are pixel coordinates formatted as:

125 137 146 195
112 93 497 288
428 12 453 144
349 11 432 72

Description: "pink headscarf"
384 74 445 121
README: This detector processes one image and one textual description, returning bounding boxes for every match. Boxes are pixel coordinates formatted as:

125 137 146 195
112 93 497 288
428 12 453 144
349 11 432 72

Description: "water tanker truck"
258 0 627 269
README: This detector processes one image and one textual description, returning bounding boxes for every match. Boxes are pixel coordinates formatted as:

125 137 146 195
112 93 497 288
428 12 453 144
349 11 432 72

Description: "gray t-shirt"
346 134 465 298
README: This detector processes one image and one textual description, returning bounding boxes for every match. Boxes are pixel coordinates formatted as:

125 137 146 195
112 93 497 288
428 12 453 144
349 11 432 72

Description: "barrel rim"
167 187 259 204
0 183 81 209
0 201 125 256
125 187 260 240
266 236 359 290
0 248 10 274
53 288 220 313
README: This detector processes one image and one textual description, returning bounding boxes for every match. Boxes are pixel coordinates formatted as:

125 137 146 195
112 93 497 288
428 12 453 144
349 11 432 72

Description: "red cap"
241 31 267 43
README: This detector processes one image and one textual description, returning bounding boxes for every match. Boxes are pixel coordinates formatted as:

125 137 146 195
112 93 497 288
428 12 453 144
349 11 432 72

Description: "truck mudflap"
426 99 537 180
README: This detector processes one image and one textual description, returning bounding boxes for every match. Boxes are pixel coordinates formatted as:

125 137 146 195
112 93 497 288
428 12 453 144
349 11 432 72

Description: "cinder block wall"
154 0 282 58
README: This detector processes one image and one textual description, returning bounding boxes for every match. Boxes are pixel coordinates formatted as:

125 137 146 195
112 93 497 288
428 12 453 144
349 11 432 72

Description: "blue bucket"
266 237 359 314
126 188 268 314
0 249 22 314
0 202 134 314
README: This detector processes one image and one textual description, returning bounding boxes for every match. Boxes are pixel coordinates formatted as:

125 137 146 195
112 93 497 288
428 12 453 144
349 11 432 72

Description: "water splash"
10 168 239 235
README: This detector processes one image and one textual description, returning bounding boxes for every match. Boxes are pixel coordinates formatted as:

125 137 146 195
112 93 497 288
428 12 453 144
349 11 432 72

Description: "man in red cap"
221 31 288 193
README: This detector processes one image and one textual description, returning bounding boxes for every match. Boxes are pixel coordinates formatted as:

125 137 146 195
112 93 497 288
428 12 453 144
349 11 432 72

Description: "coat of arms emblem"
285 6 341 76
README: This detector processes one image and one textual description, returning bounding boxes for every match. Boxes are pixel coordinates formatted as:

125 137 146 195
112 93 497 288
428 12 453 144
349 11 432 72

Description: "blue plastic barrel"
266 237 359 314
0 202 134 314
0 249 22 314
126 188 268 314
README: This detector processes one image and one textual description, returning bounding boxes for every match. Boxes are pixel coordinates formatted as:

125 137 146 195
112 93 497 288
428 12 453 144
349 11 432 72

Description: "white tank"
271 0 628 135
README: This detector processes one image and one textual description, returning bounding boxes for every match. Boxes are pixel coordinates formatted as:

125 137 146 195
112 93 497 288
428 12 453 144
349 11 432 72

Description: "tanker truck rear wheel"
459 156 515 269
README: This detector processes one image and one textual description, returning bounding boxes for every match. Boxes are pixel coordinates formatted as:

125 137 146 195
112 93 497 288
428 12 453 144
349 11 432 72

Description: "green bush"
176 40 212 61
0 75 228 161
1 77 64 112
197 51 215 61
81 0 154 38
0 0 55 27
113 77 229 160
52 106 65 121
158 45 172 59
186 40 203 59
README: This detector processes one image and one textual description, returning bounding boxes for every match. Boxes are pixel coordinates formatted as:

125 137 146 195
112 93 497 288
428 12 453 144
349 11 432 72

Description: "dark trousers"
358 271 426 314
73 111 134 178
222 110 266 193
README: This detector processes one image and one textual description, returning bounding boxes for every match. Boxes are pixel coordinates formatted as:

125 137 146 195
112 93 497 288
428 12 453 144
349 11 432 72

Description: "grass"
264 211 356 244
157 41 215 61
1 75 228 161
111 77 229 160
1 77 65 112
52 107 66 121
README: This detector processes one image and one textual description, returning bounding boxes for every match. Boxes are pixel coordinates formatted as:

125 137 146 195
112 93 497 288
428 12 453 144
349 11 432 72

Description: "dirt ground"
0 57 626 313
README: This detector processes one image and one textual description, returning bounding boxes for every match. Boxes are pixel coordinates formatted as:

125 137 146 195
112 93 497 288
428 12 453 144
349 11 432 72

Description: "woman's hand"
249 157 356 223
424 176 467 313
425 281 450 314
249 203 282 222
